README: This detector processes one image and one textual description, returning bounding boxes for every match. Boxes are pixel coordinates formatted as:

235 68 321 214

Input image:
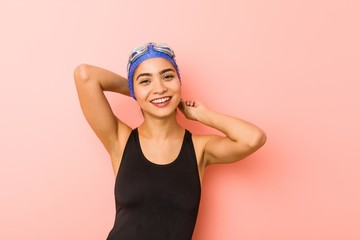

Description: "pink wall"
1 0 359 239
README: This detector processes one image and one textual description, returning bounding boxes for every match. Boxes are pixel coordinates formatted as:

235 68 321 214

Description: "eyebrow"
136 73 152 81
159 68 175 75
136 68 175 81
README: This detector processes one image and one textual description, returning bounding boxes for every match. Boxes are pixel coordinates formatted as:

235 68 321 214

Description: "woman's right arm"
74 64 132 158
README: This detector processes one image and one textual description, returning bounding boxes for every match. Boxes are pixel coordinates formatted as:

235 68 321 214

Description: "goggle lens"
127 43 176 72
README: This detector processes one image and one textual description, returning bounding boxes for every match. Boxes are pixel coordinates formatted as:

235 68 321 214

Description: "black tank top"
107 128 201 240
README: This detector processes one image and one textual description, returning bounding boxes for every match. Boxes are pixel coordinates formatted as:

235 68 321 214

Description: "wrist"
195 107 211 124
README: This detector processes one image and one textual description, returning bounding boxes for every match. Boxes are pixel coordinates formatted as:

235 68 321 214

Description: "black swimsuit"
107 128 201 240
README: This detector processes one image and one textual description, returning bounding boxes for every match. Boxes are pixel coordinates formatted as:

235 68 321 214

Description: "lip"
150 96 172 107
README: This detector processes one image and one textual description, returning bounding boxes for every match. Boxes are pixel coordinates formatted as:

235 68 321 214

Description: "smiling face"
133 57 181 119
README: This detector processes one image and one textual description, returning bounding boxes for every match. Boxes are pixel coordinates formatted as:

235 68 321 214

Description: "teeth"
151 97 170 104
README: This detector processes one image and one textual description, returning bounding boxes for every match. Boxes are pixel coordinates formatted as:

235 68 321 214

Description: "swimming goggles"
127 42 176 72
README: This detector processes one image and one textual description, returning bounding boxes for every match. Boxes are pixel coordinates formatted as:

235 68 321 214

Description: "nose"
153 79 167 94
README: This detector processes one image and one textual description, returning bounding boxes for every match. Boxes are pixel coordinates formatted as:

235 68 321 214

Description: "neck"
139 112 183 139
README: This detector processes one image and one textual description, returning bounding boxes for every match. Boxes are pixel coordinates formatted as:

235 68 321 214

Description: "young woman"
74 42 266 240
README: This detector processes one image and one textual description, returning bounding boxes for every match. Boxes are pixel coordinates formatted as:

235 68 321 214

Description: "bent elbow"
74 64 91 83
249 130 267 149
258 131 267 147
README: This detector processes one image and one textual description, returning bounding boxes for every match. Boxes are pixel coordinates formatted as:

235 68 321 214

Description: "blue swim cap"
127 43 181 99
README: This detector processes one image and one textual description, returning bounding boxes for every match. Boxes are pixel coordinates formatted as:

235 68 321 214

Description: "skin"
74 58 266 185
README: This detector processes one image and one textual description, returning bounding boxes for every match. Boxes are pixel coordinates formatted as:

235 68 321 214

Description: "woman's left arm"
179 99 266 165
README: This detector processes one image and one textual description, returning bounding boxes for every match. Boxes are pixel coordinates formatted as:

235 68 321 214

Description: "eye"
139 79 150 85
163 74 174 81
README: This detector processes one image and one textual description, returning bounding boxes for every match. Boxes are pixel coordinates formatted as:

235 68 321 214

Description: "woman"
74 42 266 240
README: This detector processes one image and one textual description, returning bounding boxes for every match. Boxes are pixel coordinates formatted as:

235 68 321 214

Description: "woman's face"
133 58 181 119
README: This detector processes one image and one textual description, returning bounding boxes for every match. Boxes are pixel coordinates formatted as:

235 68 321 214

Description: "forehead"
134 58 175 75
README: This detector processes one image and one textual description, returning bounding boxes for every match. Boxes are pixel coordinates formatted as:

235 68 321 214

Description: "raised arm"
74 64 132 158
179 99 266 165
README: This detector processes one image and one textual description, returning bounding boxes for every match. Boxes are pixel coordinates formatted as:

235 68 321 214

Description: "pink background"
1 0 359 239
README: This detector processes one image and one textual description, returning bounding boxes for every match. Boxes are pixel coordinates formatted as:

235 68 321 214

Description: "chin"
144 103 179 119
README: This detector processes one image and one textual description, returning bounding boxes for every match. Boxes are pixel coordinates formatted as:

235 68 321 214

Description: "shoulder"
190 133 214 166
191 134 212 148
191 133 221 155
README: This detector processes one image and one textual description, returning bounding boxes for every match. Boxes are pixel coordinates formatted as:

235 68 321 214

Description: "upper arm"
204 134 266 165
74 64 131 155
